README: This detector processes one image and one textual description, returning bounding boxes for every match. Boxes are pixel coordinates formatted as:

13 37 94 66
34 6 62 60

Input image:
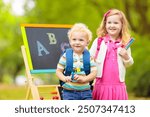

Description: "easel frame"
20 24 71 74
21 45 61 100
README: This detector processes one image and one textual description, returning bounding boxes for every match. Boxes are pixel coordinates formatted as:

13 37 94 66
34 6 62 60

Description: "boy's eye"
79 39 84 41
72 38 84 41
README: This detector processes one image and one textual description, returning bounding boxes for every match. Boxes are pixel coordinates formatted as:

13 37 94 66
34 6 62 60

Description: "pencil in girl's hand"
125 38 134 50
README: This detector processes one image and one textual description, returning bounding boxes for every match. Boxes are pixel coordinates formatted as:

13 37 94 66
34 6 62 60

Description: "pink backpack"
94 37 103 59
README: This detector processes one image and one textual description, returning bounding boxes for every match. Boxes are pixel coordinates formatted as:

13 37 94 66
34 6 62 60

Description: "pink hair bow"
104 10 111 17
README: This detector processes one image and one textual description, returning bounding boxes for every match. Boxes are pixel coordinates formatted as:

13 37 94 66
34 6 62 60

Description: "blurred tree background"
0 0 150 98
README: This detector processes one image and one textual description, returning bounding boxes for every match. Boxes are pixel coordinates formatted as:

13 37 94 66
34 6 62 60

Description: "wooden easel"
21 45 61 100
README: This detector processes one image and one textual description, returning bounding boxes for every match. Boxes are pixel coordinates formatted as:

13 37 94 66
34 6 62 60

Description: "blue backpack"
59 48 91 86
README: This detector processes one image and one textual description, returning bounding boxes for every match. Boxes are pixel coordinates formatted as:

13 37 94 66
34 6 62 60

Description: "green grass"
0 84 60 100
0 84 150 100
0 84 26 100
127 93 150 100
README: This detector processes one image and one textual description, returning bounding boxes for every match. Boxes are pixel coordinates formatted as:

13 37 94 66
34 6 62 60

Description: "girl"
90 9 134 100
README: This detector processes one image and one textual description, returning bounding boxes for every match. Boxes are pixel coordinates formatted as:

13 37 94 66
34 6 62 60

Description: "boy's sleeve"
57 53 66 70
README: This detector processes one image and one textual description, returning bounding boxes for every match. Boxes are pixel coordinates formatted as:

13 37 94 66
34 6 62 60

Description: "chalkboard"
21 24 72 74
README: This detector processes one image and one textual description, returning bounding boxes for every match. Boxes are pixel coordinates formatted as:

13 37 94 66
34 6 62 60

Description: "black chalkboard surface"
21 24 72 74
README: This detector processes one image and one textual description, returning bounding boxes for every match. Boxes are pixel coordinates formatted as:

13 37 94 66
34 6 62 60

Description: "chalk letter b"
47 33 57 44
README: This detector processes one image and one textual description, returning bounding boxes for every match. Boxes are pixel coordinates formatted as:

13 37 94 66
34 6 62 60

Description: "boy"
56 23 97 100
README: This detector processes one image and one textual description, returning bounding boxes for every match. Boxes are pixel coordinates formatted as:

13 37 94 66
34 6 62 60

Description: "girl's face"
106 14 122 40
69 32 88 55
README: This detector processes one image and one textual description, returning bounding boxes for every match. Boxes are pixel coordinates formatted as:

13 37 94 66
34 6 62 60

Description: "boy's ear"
87 41 90 45
69 39 71 43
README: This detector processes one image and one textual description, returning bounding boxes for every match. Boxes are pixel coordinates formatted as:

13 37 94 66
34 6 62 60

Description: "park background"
0 0 150 99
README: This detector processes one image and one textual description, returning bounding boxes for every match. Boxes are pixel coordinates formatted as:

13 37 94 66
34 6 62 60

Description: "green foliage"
134 70 150 97
0 1 25 82
127 35 150 96
125 34 150 97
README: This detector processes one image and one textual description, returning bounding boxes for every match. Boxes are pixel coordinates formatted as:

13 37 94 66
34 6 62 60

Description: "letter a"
37 41 50 56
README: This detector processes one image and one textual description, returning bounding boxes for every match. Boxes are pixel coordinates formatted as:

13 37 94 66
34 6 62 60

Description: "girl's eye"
72 38 76 41
114 22 118 24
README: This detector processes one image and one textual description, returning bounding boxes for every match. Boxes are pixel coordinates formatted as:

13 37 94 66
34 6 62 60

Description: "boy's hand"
74 74 86 83
65 76 72 82
119 48 130 60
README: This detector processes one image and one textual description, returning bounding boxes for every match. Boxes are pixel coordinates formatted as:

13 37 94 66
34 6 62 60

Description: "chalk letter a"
36 41 50 56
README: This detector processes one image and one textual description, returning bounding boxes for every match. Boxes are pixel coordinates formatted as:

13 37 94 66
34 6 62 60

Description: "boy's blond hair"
68 23 92 43
97 9 131 44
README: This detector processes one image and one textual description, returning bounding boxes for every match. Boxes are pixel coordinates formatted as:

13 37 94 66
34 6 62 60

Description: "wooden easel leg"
25 84 40 100
31 84 40 100
21 45 40 100
26 86 31 100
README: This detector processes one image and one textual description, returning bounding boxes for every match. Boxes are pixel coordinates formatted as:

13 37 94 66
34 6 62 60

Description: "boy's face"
69 32 88 55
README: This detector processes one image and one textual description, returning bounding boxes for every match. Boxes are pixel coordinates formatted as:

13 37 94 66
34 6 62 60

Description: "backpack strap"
83 49 93 86
83 49 90 75
64 48 73 76
60 48 73 86
94 37 103 59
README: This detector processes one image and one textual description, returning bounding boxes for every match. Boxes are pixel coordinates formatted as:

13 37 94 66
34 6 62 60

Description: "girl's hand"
119 48 130 60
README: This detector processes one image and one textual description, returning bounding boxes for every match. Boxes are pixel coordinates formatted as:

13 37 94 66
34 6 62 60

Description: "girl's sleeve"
89 38 98 57
123 47 134 67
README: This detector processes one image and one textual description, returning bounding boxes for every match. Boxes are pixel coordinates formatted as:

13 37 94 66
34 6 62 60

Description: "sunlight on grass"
0 84 150 100
128 93 150 100
0 84 26 100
